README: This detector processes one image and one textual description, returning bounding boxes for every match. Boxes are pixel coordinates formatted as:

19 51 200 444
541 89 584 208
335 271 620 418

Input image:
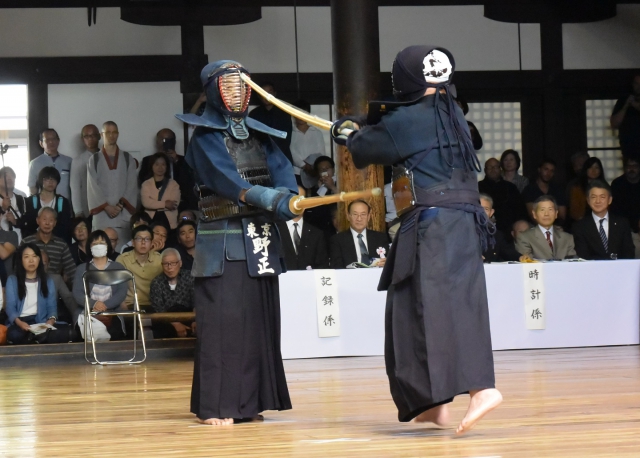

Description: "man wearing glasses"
149 248 195 338
116 224 162 311
70 124 100 218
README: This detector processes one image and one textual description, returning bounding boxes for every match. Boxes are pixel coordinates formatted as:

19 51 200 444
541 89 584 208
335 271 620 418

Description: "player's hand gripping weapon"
289 188 382 215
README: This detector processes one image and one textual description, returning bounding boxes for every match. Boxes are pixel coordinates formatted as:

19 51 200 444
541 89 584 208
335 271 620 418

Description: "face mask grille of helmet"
217 64 251 114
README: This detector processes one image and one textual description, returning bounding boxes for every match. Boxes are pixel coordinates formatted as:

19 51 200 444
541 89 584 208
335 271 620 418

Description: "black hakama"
385 207 495 422
191 260 292 420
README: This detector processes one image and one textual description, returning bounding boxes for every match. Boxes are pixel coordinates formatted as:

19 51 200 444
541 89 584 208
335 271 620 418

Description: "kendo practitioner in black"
332 46 502 434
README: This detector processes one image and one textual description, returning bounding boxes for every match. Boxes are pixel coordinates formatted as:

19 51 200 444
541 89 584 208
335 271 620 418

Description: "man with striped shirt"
22 207 76 286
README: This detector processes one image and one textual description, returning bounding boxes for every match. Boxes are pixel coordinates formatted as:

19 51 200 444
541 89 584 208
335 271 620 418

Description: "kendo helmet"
201 60 252 118
391 46 456 102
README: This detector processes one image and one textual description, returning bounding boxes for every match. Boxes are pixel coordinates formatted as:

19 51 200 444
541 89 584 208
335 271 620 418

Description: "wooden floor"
1 346 640 457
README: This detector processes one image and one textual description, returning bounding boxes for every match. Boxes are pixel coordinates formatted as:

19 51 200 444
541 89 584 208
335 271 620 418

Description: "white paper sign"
523 264 545 329
314 269 340 337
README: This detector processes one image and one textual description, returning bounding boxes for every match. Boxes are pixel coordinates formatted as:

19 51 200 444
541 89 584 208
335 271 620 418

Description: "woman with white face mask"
72 230 128 340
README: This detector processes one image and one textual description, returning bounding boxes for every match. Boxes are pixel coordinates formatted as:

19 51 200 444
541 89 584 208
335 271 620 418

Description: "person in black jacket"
19 167 73 245
572 180 635 260
276 186 329 270
479 194 521 262
329 200 390 268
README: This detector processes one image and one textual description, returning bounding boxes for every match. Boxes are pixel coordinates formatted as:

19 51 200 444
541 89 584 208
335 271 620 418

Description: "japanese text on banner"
523 264 545 329
314 269 340 337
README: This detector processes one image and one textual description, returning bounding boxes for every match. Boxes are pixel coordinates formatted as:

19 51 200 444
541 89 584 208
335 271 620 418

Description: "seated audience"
479 194 520 263
120 211 152 254
140 152 181 230
40 249 77 325
150 222 169 253
72 230 128 340
610 157 640 230
500 149 529 193
330 200 390 269
149 248 195 338
522 158 567 225
178 209 196 222
564 151 590 200
572 180 634 260
0 166 27 243
566 157 607 225
5 243 68 345
104 227 120 261
69 217 90 265
0 226 18 284
511 220 533 243
276 186 329 270
20 166 74 244
22 207 76 286
478 158 528 237
116 224 163 311
515 195 576 260
175 220 196 271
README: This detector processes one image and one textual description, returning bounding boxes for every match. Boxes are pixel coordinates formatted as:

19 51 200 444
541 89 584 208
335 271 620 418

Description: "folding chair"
83 269 147 365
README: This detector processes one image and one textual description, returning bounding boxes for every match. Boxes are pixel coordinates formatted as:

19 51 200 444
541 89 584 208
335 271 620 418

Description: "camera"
162 138 176 152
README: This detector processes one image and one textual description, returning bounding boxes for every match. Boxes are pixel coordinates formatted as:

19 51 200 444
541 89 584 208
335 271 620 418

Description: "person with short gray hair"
515 195 576 260
149 246 194 338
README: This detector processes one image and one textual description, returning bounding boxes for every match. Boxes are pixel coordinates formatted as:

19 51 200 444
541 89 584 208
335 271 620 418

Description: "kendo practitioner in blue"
332 46 502 434
176 61 299 425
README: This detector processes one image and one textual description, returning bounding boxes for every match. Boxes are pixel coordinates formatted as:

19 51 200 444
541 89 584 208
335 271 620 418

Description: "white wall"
563 5 640 70
0 8 181 57
48 82 185 163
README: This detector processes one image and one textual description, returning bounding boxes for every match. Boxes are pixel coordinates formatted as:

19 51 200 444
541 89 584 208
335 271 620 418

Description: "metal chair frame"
82 268 147 365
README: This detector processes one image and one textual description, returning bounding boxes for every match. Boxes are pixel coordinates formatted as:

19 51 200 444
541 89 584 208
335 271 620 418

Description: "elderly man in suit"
516 195 577 260
572 180 634 260
276 186 329 270
330 200 390 268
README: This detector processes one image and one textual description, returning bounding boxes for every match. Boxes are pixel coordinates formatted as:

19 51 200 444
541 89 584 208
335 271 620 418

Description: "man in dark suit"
329 200 390 269
479 193 521 262
276 187 329 270
573 180 635 260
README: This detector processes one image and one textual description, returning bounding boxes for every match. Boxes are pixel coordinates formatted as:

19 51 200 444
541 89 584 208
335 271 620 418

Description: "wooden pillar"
27 83 48 161
330 0 385 232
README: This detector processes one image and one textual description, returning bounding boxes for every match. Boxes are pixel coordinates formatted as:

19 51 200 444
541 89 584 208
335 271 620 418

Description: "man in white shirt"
28 129 73 201
289 100 326 185
515 195 576 260
70 124 100 218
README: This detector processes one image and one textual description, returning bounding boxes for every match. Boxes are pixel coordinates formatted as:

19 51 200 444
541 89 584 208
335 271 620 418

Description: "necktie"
357 233 370 265
599 218 608 253
546 230 553 252
293 223 301 254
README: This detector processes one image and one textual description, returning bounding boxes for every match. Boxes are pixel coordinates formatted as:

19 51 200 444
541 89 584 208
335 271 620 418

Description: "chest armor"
198 135 273 222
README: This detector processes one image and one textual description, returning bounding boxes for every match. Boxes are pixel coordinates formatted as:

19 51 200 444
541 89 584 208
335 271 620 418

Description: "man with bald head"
138 128 197 212
104 227 120 261
70 124 100 218
478 157 528 237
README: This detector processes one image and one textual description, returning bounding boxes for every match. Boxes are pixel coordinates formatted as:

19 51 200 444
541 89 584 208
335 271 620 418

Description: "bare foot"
456 388 502 435
414 404 450 427
199 417 234 426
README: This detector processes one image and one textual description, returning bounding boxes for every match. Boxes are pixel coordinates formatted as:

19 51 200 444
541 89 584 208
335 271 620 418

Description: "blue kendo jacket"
347 94 476 190
183 124 298 278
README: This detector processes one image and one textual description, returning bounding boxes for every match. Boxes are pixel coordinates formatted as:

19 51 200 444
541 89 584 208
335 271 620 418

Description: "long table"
278 261 640 359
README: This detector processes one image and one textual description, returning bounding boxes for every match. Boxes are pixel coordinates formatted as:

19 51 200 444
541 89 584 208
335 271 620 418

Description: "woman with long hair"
72 230 129 340
69 217 90 265
140 152 181 229
5 243 67 344
568 157 608 223
500 149 529 193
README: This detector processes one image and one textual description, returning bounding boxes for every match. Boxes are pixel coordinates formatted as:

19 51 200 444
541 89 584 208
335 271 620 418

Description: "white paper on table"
29 323 56 335
314 269 340 337
523 264 545 329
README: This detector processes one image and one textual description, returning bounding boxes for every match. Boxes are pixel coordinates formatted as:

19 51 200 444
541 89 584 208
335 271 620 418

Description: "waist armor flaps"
198 135 273 222
391 165 417 217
